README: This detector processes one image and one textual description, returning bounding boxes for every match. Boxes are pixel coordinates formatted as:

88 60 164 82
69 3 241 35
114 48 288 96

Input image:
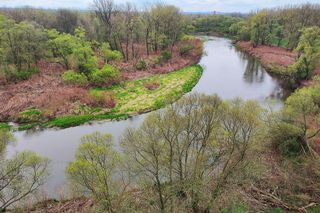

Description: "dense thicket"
0 1 189 84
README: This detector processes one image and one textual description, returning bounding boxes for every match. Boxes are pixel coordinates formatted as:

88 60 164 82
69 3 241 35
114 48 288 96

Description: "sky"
1 0 320 13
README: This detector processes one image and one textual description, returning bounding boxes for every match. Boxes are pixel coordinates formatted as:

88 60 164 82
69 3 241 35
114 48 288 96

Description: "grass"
0 123 11 130
91 65 203 115
16 65 203 130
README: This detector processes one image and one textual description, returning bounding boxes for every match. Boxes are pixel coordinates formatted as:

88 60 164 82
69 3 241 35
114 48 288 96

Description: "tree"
66 132 129 212
290 27 320 80
47 27 97 73
55 9 79 34
121 94 262 212
0 17 47 80
0 130 50 211
270 85 320 158
250 11 270 46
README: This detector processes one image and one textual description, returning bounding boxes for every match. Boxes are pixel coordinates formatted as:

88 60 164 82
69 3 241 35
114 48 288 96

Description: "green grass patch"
94 64 203 115
0 123 11 130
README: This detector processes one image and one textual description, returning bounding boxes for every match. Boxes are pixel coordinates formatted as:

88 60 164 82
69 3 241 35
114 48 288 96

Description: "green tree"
0 17 47 80
66 132 128 212
290 27 320 80
0 130 50 211
250 12 270 46
121 94 262 212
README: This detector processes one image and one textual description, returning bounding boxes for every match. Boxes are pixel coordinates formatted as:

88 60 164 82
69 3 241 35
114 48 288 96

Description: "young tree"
0 130 50 211
290 27 320 80
66 132 129 212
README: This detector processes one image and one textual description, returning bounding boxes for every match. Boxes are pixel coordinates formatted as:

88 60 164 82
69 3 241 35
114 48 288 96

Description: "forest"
1 1 320 213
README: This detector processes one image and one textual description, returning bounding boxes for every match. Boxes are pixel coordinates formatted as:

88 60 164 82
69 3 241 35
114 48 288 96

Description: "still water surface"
7 36 289 198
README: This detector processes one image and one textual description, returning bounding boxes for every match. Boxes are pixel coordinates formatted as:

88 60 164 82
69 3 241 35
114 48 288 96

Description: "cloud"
1 0 319 12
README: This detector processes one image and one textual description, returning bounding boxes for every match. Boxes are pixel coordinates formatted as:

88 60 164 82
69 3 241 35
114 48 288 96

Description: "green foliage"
6 67 39 82
190 15 243 35
121 94 261 212
90 65 120 87
270 85 320 157
66 132 121 211
0 123 11 130
278 137 302 157
179 44 193 56
100 42 122 62
134 60 147 70
62 70 88 86
160 50 172 62
18 108 43 123
0 17 47 82
47 27 97 73
0 130 50 210
289 27 320 80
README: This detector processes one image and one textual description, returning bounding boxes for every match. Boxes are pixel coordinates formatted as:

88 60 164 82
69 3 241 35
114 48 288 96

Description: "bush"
62 70 88 86
78 56 98 74
278 137 303 158
135 60 147 70
161 50 172 62
90 65 120 87
89 90 116 108
181 35 196 41
5 67 39 82
18 108 43 123
179 44 194 56
100 42 123 62
105 50 122 62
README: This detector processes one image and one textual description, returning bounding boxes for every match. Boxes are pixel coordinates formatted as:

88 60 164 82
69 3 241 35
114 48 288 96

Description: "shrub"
78 56 98 74
62 70 88 86
179 44 194 56
89 90 116 108
181 35 196 41
90 65 120 87
278 137 303 158
161 50 172 62
5 67 39 82
100 42 123 62
105 50 122 62
18 108 43 123
135 60 147 70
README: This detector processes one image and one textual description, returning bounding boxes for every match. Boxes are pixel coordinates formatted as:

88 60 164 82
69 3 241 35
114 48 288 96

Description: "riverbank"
1 65 203 130
0 37 203 130
236 41 297 77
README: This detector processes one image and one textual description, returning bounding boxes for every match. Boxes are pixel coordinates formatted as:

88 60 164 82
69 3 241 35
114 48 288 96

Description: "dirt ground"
0 39 202 123
236 41 297 68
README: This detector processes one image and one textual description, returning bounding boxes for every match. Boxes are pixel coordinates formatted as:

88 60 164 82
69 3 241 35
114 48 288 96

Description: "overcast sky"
1 0 320 13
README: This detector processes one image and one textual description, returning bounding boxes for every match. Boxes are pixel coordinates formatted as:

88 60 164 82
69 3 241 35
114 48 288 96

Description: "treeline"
189 4 320 80
187 14 244 36
232 4 320 80
0 0 193 84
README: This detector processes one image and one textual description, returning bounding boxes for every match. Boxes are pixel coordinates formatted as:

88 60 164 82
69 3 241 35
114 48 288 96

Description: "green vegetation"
62 70 89 86
0 129 50 211
0 123 11 129
67 94 263 212
90 64 120 87
15 65 202 129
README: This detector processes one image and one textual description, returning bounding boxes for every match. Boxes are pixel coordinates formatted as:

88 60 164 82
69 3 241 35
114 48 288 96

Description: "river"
7 36 290 198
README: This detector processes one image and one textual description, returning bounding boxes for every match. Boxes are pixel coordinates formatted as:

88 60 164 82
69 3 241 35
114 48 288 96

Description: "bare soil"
236 41 297 68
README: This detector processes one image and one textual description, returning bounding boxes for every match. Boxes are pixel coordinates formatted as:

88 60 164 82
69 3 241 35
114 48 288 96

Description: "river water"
7 36 290 198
